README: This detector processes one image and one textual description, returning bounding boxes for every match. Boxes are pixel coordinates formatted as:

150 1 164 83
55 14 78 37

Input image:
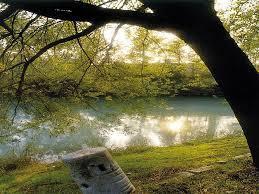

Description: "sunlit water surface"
0 97 242 162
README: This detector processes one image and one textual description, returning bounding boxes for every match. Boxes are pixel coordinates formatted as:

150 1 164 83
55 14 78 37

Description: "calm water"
0 97 242 162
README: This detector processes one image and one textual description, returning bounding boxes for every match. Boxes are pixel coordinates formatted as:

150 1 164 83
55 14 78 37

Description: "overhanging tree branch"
0 0 182 31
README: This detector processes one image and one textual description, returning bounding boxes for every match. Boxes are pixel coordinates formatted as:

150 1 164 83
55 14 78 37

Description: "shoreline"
1 135 258 193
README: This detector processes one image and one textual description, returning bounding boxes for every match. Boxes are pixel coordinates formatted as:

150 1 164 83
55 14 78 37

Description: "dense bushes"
0 61 221 98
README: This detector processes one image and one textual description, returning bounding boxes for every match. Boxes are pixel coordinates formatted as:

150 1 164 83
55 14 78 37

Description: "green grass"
0 136 258 193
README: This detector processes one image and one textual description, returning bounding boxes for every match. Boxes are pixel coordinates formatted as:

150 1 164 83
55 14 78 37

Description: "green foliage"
1 60 219 98
219 0 259 67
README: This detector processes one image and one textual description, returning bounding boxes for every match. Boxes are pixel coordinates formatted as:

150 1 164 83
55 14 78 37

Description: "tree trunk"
178 13 259 168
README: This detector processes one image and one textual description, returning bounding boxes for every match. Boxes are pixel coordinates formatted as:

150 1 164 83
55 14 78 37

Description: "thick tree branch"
0 0 181 31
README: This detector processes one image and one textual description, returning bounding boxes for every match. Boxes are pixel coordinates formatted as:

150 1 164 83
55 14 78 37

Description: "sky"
104 0 232 62
215 0 231 11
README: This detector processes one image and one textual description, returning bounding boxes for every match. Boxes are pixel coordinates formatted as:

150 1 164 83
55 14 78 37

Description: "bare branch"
99 23 123 65
19 15 40 36
108 23 123 50
73 23 110 90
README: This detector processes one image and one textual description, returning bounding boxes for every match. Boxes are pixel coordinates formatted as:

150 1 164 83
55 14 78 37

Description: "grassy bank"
0 136 258 193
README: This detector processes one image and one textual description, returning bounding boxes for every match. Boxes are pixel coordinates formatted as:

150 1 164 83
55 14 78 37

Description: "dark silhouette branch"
0 5 17 20
0 15 38 60
1 0 181 31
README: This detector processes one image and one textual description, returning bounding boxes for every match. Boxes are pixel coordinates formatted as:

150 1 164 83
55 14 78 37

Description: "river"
0 97 242 162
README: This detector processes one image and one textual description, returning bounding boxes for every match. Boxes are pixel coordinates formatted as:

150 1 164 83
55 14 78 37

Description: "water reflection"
0 97 242 161
100 114 241 148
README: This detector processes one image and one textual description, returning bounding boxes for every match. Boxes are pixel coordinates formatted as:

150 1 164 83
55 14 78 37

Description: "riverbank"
0 136 258 193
